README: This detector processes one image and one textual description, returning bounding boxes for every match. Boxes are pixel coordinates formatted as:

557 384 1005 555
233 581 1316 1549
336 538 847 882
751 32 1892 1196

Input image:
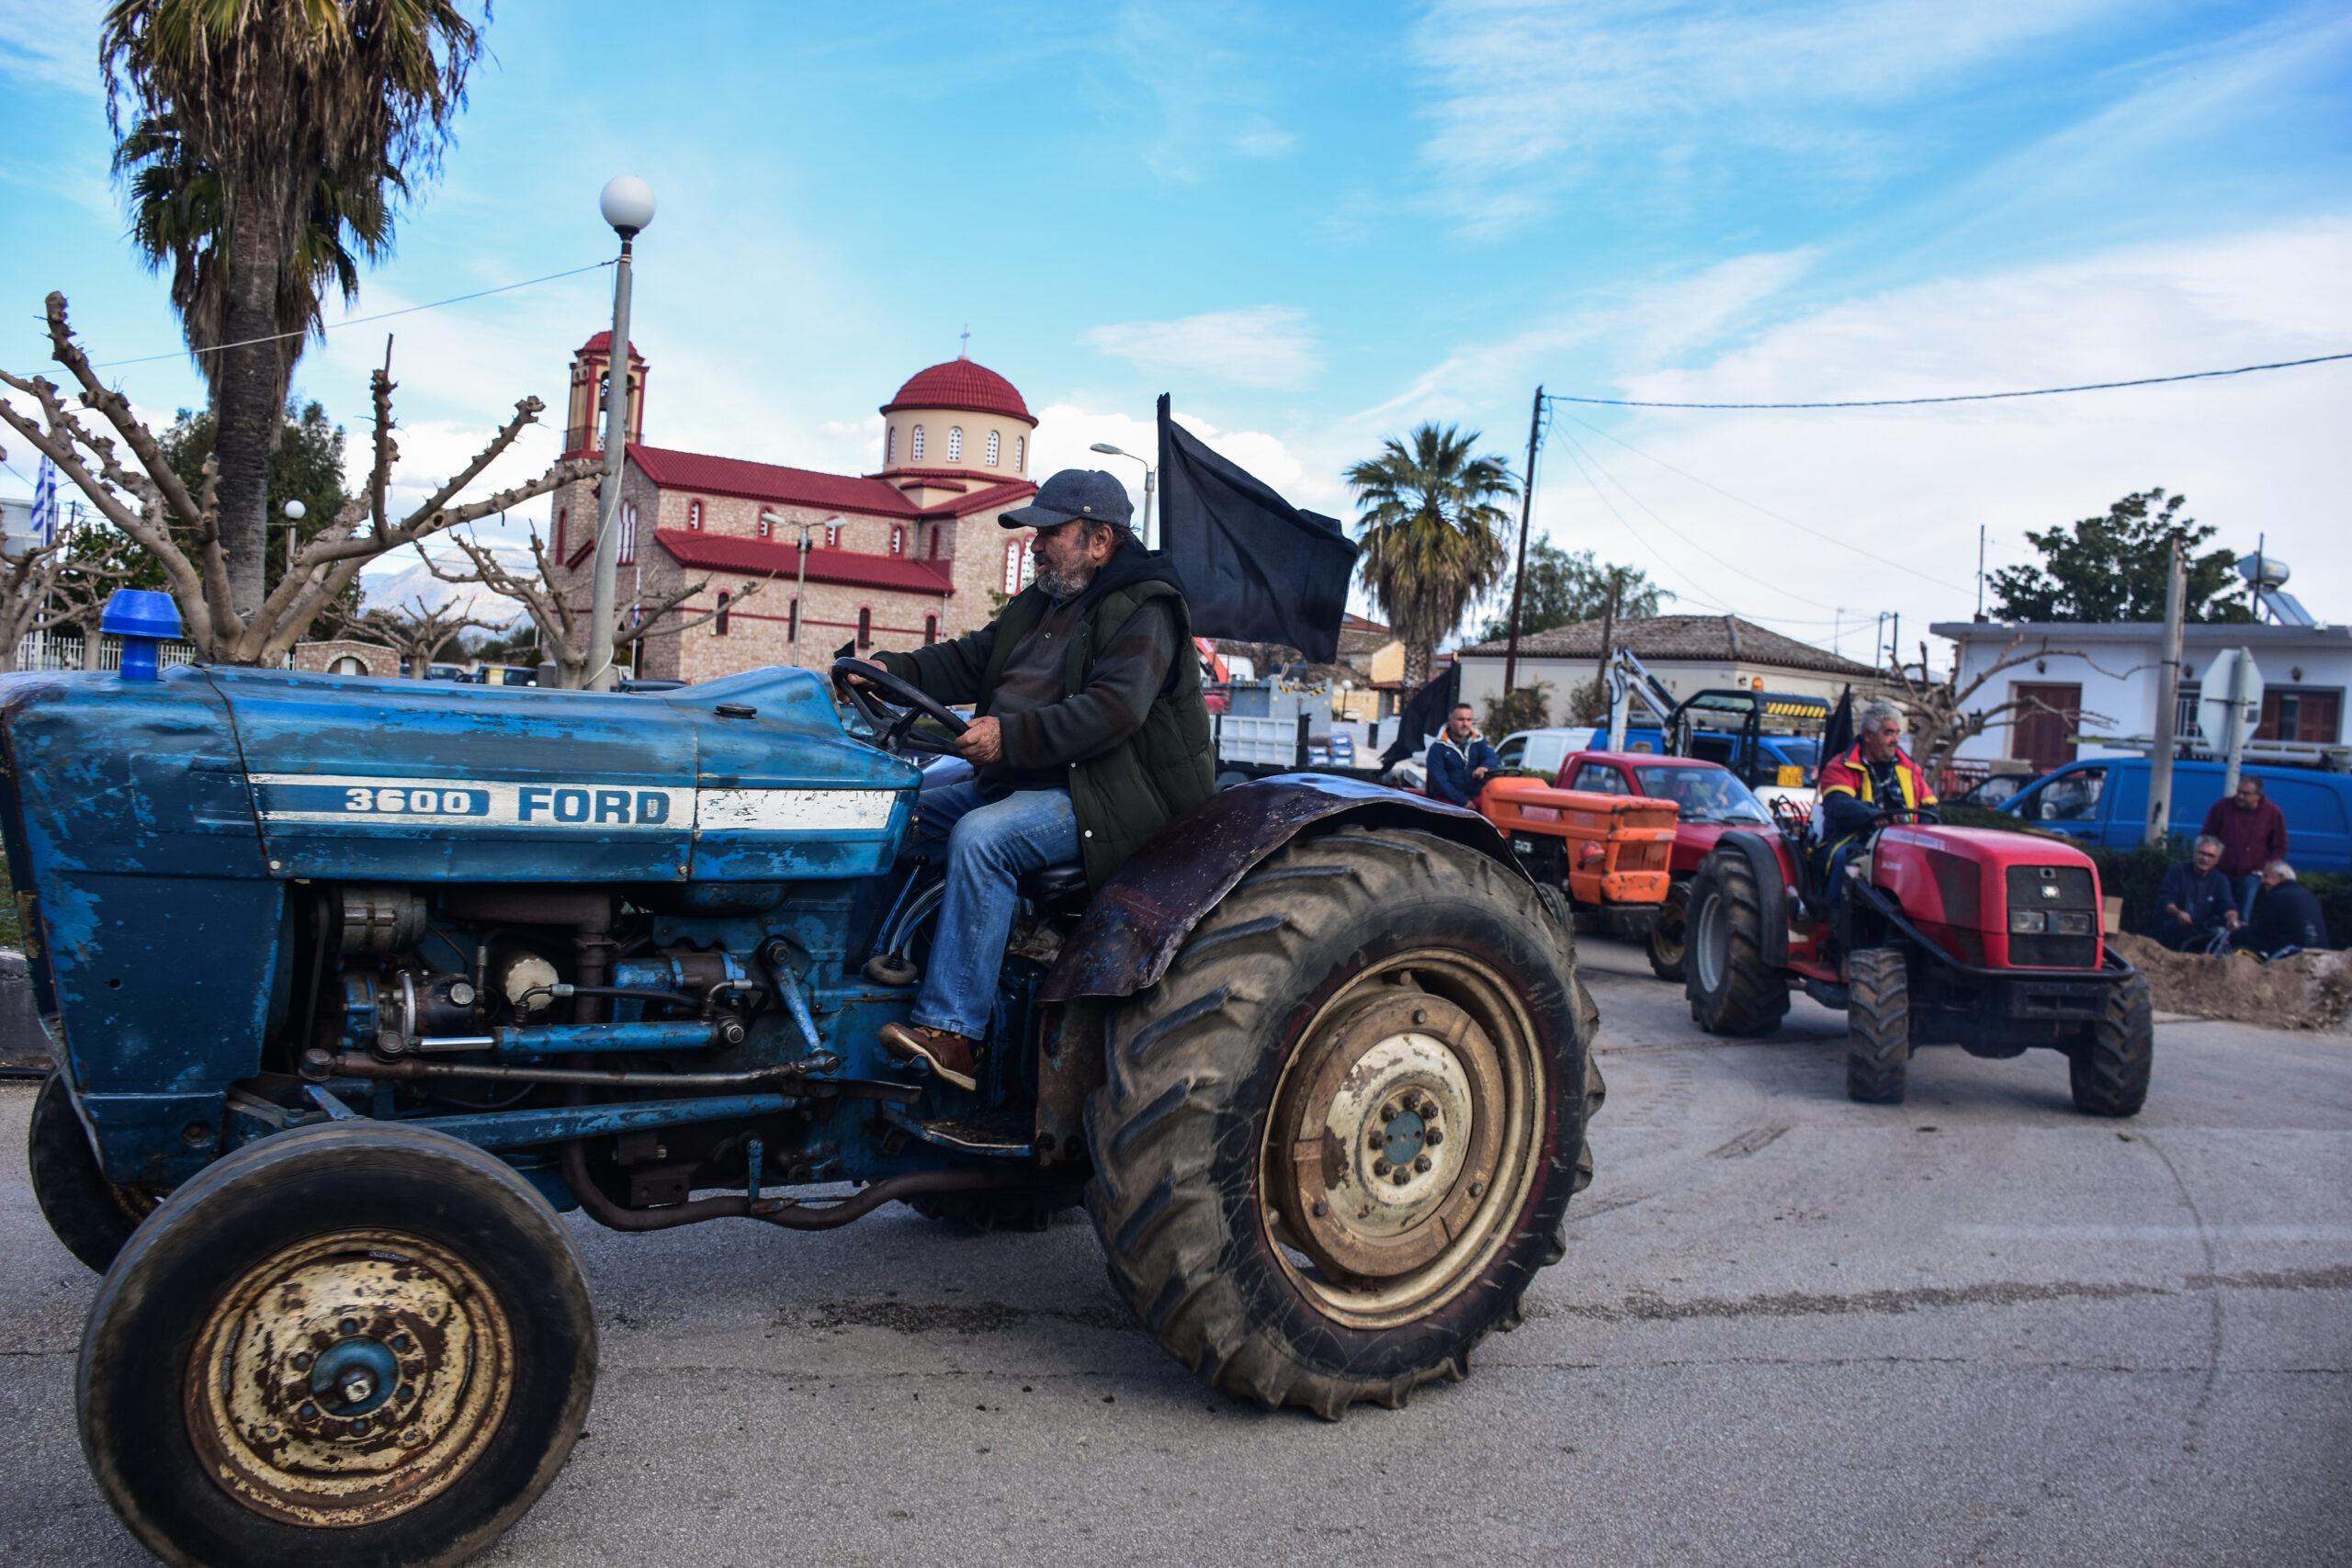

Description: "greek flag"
28 457 58 544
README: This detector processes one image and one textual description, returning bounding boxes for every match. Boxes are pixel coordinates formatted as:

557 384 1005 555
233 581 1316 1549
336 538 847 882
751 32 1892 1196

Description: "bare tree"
1888 635 2116 778
423 528 764 689
331 597 495 680
0 294 595 667
0 532 146 672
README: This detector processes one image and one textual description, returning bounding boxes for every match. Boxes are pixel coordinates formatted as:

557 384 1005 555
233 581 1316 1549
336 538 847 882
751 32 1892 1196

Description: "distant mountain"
356 541 536 627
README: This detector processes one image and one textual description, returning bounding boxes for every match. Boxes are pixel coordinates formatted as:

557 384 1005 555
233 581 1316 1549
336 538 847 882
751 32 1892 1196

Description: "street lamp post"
585 175 655 692
1087 442 1156 548
763 511 838 667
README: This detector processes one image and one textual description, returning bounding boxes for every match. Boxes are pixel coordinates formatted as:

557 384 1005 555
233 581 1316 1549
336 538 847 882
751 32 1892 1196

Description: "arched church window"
890 525 905 557
856 606 873 649
985 430 1001 467
825 521 842 548
928 526 941 559
1002 538 1029 596
714 591 731 637
686 499 704 530
886 426 897 466
554 506 568 558
946 427 964 462
910 425 926 462
924 614 938 645
619 502 638 566
1014 434 1025 472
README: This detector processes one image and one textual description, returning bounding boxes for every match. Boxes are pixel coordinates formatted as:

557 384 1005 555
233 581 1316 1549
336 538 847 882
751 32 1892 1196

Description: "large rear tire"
1684 850 1789 1037
78 1122 596 1568
28 1072 155 1274
1646 880 1689 983
1086 825 1592 1418
2070 972 2154 1117
1844 947 1911 1104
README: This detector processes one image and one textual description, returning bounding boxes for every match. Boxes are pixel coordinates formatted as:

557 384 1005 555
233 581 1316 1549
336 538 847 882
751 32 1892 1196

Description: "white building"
1455 615 1885 727
1930 619 2352 774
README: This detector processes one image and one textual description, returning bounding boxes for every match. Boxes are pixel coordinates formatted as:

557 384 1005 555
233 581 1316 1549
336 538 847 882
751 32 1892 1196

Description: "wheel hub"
185 1231 514 1527
1276 989 1504 1283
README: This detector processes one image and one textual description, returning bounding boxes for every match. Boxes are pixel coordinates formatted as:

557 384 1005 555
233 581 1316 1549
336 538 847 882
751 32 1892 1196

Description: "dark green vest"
980 577 1216 889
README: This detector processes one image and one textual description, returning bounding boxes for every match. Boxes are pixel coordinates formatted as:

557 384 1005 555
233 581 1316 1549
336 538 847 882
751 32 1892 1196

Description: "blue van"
1999 757 2352 874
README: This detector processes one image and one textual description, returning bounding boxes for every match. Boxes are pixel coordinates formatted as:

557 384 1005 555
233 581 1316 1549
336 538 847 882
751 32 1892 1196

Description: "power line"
90 259 617 369
1546 350 2352 410
1552 409 1967 591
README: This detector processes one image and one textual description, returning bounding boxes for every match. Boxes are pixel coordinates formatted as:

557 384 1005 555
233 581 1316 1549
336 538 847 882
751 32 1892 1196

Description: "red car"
1552 750 1776 981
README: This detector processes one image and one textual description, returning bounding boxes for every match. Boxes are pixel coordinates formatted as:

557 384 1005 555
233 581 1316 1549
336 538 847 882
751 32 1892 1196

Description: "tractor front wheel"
27 1072 154 1273
1685 850 1789 1037
78 1122 595 1568
1844 947 1911 1103
1086 825 1593 1418
1646 880 1689 983
2070 972 2154 1117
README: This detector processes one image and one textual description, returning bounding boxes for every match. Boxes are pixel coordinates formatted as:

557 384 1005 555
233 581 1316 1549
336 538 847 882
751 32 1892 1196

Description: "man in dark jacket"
2152 834 2239 952
2230 862 2331 956
1426 705 1500 807
2201 774 2289 921
861 469 1214 1088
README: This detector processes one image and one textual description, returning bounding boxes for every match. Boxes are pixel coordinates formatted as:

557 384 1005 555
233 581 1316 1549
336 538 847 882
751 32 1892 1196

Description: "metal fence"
10 631 197 672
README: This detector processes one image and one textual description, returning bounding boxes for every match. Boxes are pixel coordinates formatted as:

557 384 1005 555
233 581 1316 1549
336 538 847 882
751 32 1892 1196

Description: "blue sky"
2 0 2346 660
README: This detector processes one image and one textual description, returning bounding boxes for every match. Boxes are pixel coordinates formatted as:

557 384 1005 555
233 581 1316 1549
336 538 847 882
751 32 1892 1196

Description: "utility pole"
585 177 654 693
2221 646 2253 799
1889 613 1900 677
1976 525 1985 617
2144 539 2186 847
1501 385 1543 696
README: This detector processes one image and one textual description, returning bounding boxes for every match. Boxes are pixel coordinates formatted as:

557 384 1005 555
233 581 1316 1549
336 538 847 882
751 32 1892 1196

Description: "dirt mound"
2109 933 2352 1032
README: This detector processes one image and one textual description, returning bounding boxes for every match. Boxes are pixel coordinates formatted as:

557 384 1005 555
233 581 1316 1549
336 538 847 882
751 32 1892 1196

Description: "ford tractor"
5 619 1600 1568
1681 796 2152 1115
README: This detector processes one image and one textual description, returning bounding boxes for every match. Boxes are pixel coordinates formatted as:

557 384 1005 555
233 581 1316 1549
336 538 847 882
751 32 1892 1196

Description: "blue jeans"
910 780 1080 1039
2233 874 2262 923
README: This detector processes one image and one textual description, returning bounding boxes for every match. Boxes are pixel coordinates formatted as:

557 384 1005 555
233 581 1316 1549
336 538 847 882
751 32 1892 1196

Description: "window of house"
618 502 638 566
554 506 567 558
714 590 730 637
924 614 938 646
686 499 704 530
825 521 841 548
856 606 872 649
910 425 925 462
757 512 773 539
886 426 897 466
985 430 1001 467
1014 434 1025 471
946 427 964 462
890 525 905 556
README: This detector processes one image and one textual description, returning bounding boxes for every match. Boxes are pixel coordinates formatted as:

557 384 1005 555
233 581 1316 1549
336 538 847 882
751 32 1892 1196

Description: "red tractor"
1681 801 2153 1114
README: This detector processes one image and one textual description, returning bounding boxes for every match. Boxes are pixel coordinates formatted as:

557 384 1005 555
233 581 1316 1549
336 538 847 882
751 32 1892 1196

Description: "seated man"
1813 700 1937 897
860 469 1215 1089
2229 861 2331 957
1426 704 1500 807
2152 835 2239 952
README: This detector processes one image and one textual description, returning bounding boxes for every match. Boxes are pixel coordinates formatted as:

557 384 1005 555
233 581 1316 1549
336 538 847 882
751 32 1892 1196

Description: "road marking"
1945 1224 2352 1242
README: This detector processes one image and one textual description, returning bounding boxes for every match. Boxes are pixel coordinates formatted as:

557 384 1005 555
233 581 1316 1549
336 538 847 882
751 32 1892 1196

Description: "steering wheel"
831 658 969 757
1869 805 1941 829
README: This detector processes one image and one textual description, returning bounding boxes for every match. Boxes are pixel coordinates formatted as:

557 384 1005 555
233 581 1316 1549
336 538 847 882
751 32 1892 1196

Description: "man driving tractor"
1815 699 1937 894
856 469 1215 1089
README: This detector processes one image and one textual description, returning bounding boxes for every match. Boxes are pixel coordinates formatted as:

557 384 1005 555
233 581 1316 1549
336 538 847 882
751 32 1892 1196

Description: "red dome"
576 331 643 360
881 358 1034 424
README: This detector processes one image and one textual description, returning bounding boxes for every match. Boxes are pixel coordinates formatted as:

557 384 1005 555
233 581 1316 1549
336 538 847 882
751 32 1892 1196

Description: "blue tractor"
6 637 1600 1568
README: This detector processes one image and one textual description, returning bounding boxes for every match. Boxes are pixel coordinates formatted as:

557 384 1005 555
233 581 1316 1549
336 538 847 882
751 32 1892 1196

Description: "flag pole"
1502 386 1543 697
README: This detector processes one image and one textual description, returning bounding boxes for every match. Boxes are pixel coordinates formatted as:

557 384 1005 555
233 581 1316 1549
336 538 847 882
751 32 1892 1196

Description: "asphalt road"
5 939 2348 1567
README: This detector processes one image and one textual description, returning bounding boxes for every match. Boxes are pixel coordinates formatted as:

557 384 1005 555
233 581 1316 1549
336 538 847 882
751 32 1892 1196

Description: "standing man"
2200 774 2288 922
859 470 1215 1089
1426 703 1500 807
2152 834 2239 952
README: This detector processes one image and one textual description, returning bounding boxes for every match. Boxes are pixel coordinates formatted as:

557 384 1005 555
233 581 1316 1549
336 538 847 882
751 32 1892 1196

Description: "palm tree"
1346 423 1518 691
102 0 484 619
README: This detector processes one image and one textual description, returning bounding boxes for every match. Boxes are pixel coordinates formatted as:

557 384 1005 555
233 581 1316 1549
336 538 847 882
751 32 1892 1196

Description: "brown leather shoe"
878 1022 979 1091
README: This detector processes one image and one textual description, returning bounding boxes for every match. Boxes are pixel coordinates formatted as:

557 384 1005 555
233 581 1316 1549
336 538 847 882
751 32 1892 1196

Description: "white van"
1493 727 1600 779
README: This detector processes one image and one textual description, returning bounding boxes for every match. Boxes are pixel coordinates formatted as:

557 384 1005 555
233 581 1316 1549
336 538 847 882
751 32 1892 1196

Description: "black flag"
1820 684 1854 763
1157 394 1357 664
1381 662 1460 767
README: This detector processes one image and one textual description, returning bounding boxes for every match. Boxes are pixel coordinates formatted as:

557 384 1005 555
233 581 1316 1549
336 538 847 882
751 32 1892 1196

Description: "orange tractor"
1478 778 1678 935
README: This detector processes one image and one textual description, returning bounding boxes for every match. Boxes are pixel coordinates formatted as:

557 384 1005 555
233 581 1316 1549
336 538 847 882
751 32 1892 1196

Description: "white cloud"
1029 400 1346 537
1084 307 1323 390
0 0 100 95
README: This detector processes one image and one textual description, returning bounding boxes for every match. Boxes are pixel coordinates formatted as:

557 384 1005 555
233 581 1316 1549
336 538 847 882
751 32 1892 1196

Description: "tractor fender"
1705 827 1795 969
1038 774 1526 1003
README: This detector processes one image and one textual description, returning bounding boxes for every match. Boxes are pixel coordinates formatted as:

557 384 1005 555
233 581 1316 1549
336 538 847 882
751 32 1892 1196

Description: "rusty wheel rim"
1262 949 1547 1327
185 1229 514 1528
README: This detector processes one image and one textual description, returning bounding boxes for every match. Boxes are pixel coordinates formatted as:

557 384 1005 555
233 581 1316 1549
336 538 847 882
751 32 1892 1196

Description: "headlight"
2053 910 2093 935
2008 908 2047 933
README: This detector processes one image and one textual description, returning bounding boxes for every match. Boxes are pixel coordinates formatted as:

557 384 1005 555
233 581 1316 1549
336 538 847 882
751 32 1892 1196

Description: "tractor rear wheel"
1086 825 1593 1418
1844 947 1911 1103
1646 880 1689 983
2070 972 2154 1117
78 1122 595 1568
27 1072 154 1273
1685 850 1789 1037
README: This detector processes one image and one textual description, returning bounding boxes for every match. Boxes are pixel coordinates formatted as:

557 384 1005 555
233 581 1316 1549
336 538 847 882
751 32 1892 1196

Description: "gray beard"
1035 559 1097 602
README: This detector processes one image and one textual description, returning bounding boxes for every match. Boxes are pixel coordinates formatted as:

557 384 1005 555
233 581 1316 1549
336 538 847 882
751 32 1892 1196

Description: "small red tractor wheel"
1843 947 1911 1104
1684 848 1789 1037
1646 880 1689 983
2070 971 2154 1117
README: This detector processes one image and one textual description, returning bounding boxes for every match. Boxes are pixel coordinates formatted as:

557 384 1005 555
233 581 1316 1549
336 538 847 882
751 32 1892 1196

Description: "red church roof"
576 331 644 360
881 358 1034 424
629 444 1035 520
655 530 956 595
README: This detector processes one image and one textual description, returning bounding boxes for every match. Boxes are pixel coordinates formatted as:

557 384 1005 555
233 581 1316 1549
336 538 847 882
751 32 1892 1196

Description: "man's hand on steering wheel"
831 657 970 758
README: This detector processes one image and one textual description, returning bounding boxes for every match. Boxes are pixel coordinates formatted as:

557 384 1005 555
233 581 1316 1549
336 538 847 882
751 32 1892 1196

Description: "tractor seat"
1017 862 1090 903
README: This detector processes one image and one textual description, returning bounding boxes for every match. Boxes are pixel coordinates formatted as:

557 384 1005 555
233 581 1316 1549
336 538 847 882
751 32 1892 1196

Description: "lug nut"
1414 1154 1431 1173
1419 1100 1439 1120
1367 1130 1385 1150
299 1402 319 1421
291 1351 313 1371
1381 1101 1399 1122
390 1335 411 1352
398 1384 415 1401
349 1418 370 1437
1373 1158 1391 1177
1392 1169 1411 1186
338 1318 359 1336
1425 1127 1443 1146
1311 1201 1329 1218
401 1428 423 1447
1412 1010 1428 1026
